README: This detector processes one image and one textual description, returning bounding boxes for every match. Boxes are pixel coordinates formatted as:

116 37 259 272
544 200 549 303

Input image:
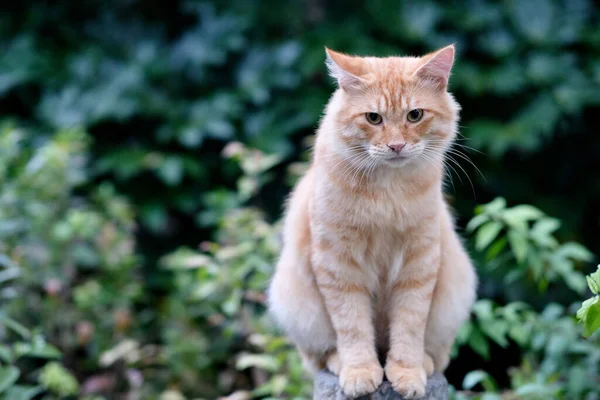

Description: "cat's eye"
366 112 383 125
407 109 424 122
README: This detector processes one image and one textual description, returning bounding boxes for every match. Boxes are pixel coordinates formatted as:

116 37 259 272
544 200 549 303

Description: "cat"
267 45 477 399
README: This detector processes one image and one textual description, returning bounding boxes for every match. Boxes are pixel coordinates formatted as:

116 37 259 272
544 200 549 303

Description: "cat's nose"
387 142 406 153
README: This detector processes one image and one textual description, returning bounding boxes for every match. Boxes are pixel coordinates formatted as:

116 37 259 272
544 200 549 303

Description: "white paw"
339 362 383 398
385 361 426 399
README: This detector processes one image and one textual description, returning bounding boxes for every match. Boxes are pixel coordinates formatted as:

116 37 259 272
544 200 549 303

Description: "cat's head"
324 45 460 169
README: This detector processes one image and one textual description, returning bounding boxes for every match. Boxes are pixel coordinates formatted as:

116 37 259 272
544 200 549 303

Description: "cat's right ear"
325 48 370 93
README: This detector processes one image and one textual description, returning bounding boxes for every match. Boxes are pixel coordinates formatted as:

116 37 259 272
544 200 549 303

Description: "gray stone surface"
313 371 448 400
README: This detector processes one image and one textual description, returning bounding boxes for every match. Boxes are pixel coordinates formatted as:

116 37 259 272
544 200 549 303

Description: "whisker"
445 154 476 199
366 158 379 183
320 146 366 159
350 155 373 184
452 143 485 155
445 149 486 180
426 139 486 157
359 157 377 187
338 153 371 184
422 150 456 188
328 150 369 171
420 151 455 192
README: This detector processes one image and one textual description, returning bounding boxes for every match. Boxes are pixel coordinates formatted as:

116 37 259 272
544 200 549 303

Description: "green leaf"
13 340 61 360
236 353 280 372
0 315 30 339
0 266 20 284
39 362 79 396
0 254 18 269
475 221 503 251
455 322 473 345
576 296 596 322
482 197 506 214
0 345 13 363
468 328 490 359
466 214 488 233
504 269 524 284
0 366 20 394
588 275 600 296
463 370 495 391
509 0 553 42
179 127 205 148
515 383 558 396
480 320 509 347
567 366 588 397
238 176 259 200
473 300 494 320
564 271 588 295
29 340 61 359
502 216 527 233
577 295 600 337
586 265 600 295
547 333 569 356
507 230 528 263
222 288 242 316
583 298 600 337
485 236 507 260
508 323 531 346
530 217 560 239
502 204 544 224
529 252 544 281
157 156 184 186
557 242 593 262
252 375 288 397
3 385 44 400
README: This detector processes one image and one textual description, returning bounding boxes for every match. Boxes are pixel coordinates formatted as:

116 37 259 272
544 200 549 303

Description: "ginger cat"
268 45 477 399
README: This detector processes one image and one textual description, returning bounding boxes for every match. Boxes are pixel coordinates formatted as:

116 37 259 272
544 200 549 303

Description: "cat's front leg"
385 230 440 399
312 240 382 398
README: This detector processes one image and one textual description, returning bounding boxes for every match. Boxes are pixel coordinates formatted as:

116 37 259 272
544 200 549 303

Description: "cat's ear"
325 48 370 93
414 45 455 89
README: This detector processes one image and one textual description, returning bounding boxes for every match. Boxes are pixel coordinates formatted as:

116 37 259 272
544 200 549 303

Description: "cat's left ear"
414 45 455 89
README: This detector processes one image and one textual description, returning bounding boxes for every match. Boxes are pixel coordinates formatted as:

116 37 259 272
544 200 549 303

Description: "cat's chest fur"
328 174 438 231
318 181 439 293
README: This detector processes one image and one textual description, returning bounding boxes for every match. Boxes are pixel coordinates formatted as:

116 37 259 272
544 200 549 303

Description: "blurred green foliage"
1 0 599 399
0 125 144 399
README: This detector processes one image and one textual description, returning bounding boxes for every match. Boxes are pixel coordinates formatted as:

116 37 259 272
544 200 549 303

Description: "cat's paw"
339 362 383 398
385 361 426 399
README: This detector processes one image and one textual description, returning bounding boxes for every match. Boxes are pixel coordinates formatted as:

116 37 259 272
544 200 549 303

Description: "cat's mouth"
383 154 411 166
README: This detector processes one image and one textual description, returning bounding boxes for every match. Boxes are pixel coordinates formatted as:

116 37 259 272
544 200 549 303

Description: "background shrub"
0 1 599 399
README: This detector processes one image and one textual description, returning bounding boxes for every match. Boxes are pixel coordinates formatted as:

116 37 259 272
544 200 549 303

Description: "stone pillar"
313 371 448 400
